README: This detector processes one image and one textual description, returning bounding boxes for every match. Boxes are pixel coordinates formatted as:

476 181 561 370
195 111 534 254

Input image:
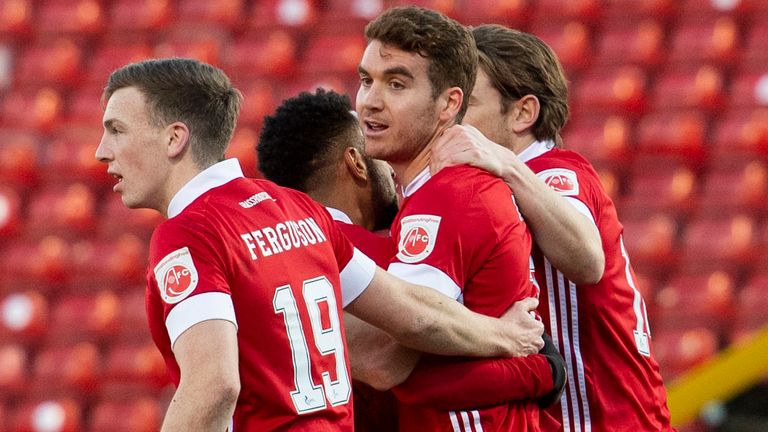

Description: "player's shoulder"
528 148 601 195
424 165 504 197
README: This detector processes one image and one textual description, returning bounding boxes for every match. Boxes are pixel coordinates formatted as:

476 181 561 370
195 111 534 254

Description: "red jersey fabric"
522 142 674 432
387 165 546 432
145 159 376 431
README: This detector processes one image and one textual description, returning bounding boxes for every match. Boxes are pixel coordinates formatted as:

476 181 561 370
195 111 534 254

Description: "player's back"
147 177 356 431
390 166 543 431
527 148 673 431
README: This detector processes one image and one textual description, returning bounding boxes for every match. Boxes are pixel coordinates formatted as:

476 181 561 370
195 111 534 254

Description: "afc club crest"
538 168 579 196
154 247 199 304
397 214 441 263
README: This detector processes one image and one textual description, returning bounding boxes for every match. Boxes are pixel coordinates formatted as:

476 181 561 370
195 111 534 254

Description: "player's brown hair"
364 6 477 123
472 25 570 146
103 58 242 168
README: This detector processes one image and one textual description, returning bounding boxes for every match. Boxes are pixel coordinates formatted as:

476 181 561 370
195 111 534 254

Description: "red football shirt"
387 165 546 432
145 159 376 431
521 141 674 432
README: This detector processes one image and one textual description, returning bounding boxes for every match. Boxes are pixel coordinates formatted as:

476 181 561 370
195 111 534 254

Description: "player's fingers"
517 297 540 313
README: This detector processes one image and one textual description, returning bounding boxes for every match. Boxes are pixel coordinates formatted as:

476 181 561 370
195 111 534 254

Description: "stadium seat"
285 74 359 104
0 343 28 397
40 123 110 188
653 328 719 380
0 236 73 285
115 289 152 343
88 396 162 432
531 0 602 24
26 183 97 237
741 21 768 71
108 0 174 35
655 270 736 332
572 66 649 116
103 342 171 390
698 160 768 217
47 292 120 344
36 0 105 37
13 38 84 88
561 115 633 167
731 272 768 343
619 157 698 219
602 0 677 23
727 70 768 109
593 20 666 70
679 0 751 19
666 16 742 67
651 65 727 113
226 126 261 179
621 212 679 273
636 110 708 164
32 341 101 395
301 33 366 76
0 129 41 187
224 31 299 82
532 21 592 75
1 87 64 132
66 84 110 123
712 107 768 158
0 0 34 38
679 215 759 273
248 0 319 30
84 43 153 85
68 235 147 286
386 0 458 18
97 195 162 240
0 291 49 344
153 25 229 66
178 0 246 29
0 185 22 238
593 166 621 201
9 398 83 432
447 0 532 28
236 79 282 127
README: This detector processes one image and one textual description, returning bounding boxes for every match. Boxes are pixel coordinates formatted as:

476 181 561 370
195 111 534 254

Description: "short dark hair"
258 89 360 191
103 58 242 167
472 25 569 145
364 6 477 123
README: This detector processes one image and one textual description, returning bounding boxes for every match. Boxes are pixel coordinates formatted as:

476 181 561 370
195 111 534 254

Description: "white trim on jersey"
544 257 592 432
168 158 243 218
339 247 377 307
166 291 238 348
448 410 483 432
325 207 353 224
387 262 462 301
564 197 595 224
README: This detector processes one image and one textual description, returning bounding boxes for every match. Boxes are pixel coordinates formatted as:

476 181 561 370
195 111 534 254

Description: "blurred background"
0 0 767 431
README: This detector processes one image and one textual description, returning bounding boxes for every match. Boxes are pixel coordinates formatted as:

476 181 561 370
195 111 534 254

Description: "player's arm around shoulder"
162 319 239 432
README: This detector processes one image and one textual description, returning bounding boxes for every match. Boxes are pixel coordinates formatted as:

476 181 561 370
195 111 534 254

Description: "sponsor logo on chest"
154 247 199 304
396 214 441 263
240 217 327 260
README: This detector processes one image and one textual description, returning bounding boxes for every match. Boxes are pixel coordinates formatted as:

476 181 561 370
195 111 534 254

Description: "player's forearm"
161 380 238 432
393 354 554 410
499 154 604 284
344 312 421 390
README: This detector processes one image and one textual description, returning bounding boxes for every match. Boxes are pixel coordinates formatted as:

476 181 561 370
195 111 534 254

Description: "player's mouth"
109 171 124 192
364 119 389 137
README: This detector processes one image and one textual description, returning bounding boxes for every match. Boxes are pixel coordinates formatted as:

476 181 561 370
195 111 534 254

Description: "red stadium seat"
619 158 698 219
593 20 666 70
561 115 633 167
386 0 459 18
248 0 319 30
0 343 29 397
109 0 173 35
226 126 261 179
286 74 359 104
531 0 602 24
741 22 768 71
731 273 768 343
666 16 742 67
655 270 736 331
36 0 105 37
698 160 768 217
89 396 163 432
728 70 768 109
153 26 229 66
32 342 102 395
237 79 282 127
69 235 148 286
26 183 97 237
0 185 22 238
572 66 649 116
178 0 246 29
115 289 152 343
532 21 592 74
621 212 679 273
0 236 73 285
602 0 677 23
679 215 759 272
0 291 49 343
679 0 751 19
302 33 366 75
9 398 83 432
97 195 162 240
593 166 621 201
1 87 64 132
636 110 708 164
41 123 110 187
13 38 84 88
84 42 153 85
448 0 533 28
66 84 110 123
103 342 171 390
712 107 768 158
0 129 41 187
651 65 727 113
224 31 299 82
652 328 719 380
0 0 34 38
47 292 121 343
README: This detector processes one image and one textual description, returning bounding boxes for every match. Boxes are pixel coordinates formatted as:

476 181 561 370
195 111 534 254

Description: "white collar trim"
401 167 432 198
326 207 353 224
517 140 555 163
167 158 243 218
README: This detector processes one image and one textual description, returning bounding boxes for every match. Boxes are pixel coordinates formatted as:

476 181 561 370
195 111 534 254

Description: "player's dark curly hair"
258 89 360 191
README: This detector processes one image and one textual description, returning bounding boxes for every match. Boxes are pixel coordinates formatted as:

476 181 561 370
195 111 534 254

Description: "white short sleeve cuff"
166 292 238 348
340 248 377 308
565 197 596 225
387 262 462 301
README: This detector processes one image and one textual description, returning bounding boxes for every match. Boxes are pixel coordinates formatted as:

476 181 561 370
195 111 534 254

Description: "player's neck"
390 144 431 194
509 135 537 155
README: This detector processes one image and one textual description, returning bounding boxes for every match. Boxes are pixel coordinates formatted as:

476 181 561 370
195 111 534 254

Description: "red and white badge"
154 247 199 304
396 214 441 264
538 168 579 196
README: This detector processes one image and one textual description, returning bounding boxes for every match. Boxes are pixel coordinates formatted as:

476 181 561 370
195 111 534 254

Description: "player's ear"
166 121 191 159
343 147 368 182
438 87 463 123
509 95 540 134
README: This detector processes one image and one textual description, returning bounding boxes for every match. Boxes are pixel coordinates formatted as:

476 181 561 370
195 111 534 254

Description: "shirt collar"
517 140 555 163
400 167 432 198
326 207 353 224
167 158 244 218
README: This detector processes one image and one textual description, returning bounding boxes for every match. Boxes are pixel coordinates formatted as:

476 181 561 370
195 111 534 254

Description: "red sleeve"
336 221 396 268
392 354 553 410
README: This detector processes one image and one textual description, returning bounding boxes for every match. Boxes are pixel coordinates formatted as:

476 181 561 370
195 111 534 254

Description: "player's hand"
429 124 508 177
500 297 545 357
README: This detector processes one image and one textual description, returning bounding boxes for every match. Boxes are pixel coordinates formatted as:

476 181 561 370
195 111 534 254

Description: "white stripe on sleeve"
387 262 462 301
340 247 376 308
166 292 237 348
564 197 595 225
